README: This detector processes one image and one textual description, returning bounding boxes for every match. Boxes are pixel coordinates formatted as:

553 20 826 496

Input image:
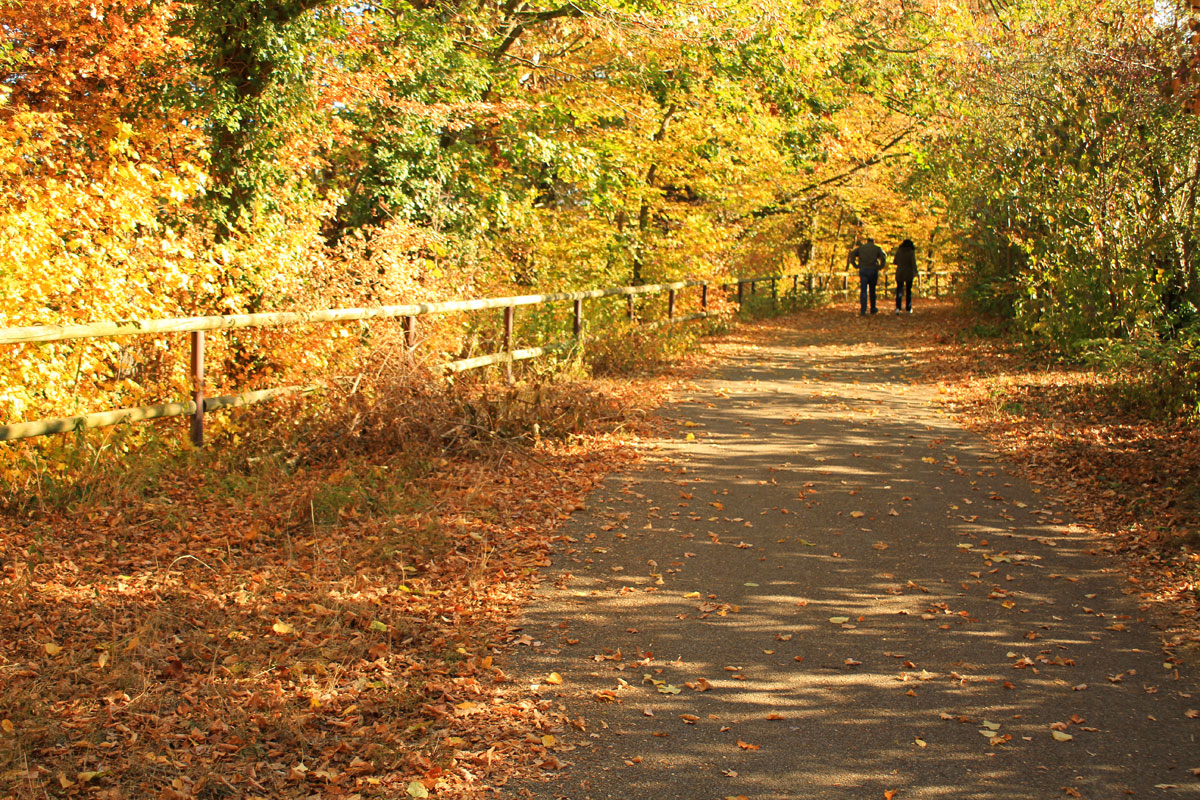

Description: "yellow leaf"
683 591 701 598
1 719 14 734
96 651 109 669
1051 730 1073 742
850 511 865 518
272 621 294 635
545 672 563 685
406 780 430 798
43 642 62 656
915 737 927 748
685 432 696 441
541 734 556 746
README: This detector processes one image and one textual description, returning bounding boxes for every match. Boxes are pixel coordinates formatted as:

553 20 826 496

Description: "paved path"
505 304 1200 799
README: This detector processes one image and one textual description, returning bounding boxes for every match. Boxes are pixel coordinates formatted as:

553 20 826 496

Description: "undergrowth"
0 308 711 799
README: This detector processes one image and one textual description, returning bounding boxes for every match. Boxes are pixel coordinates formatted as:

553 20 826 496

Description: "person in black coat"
848 237 887 315
892 239 917 313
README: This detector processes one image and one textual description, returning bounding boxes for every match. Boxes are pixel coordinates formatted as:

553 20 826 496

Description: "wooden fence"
0 270 955 447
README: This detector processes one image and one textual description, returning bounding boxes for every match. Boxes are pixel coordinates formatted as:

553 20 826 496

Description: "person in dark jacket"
892 239 917 314
848 237 887 315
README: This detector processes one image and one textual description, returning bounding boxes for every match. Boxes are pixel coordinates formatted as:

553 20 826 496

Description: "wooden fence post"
627 295 635 321
190 331 205 447
573 298 584 339
737 281 744 305
504 305 514 383
701 283 708 313
668 288 676 321
771 278 777 306
404 315 416 351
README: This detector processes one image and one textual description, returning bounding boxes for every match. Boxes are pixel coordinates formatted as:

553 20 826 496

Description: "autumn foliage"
5 0 1200 795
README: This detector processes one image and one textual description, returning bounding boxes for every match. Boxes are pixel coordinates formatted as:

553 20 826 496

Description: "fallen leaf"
1051 730 1073 742
736 739 761 750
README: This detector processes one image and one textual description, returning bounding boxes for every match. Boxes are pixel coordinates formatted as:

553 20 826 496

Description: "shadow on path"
502 303 1200 799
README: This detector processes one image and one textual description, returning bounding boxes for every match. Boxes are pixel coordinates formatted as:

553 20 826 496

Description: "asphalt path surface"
504 304 1200 799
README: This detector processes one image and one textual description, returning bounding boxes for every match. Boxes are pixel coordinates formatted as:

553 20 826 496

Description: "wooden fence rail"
0 270 955 446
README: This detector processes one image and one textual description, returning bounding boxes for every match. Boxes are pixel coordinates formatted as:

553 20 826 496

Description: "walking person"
848 237 887 315
893 239 917 314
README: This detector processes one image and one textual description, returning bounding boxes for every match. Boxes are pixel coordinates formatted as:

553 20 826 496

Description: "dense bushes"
925 0 1200 415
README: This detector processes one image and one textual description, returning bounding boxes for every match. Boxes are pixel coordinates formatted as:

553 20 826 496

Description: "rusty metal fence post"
190 331 205 447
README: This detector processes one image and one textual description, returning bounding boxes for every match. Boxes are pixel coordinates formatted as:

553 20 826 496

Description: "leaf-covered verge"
0 332 718 799
922 314 1200 650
